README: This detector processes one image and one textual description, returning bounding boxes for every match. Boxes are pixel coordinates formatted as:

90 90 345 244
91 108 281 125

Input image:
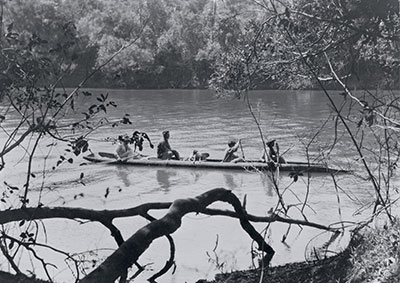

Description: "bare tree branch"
80 188 274 283
0 200 336 232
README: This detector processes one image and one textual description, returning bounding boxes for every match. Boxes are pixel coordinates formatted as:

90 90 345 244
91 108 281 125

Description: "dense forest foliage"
1 0 263 89
3 0 397 90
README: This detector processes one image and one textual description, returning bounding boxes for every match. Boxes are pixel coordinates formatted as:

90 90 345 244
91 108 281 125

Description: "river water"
0 89 384 282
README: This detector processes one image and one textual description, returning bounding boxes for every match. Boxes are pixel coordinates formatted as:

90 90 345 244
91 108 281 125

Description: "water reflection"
190 171 201 183
156 169 177 190
223 173 238 189
115 165 131 187
256 173 274 197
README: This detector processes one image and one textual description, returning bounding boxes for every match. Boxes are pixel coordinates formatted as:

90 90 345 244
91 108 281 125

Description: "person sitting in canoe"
157 130 180 160
116 135 135 161
131 131 154 151
223 139 244 163
261 139 286 164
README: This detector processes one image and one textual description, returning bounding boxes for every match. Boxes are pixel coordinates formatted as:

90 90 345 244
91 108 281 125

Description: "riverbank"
201 249 350 283
199 220 400 283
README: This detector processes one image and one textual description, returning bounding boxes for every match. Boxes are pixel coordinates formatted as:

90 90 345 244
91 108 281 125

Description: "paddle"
239 139 245 160
95 152 141 163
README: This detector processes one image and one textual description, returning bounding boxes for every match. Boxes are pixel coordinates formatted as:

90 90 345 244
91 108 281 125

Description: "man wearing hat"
261 139 286 164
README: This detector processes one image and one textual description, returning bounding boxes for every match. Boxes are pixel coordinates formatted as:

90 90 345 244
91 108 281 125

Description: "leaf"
99 104 107 113
67 158 73 164
19 220 25 227
7 22 13 33
279 19 290 28
82 142 89 152
4 182 19 191
82 112 90 119
285 7 290 18
122 117 132 124
80 172 84 179
288 171 303 182
88 104 98 114
101 93 108 101
30 173 36 178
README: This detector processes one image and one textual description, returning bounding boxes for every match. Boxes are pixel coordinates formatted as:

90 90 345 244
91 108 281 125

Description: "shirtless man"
157 130 180 160
223 139 244 163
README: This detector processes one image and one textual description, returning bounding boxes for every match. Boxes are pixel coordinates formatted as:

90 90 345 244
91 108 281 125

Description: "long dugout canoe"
83 152 348 174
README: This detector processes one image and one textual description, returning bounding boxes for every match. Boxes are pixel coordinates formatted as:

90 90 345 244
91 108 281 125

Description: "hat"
228 140 236 147
266 140 276 147
118 135 131 143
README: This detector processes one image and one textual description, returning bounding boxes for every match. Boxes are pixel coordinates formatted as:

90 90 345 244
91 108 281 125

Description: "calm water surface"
1 89 381 282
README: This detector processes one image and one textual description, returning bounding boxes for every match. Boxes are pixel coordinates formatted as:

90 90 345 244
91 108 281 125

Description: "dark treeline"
2 0 253 89
2 0 399 89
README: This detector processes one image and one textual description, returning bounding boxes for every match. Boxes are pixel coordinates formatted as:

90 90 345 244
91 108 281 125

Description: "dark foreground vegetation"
204 220 400 283
0 0 400 282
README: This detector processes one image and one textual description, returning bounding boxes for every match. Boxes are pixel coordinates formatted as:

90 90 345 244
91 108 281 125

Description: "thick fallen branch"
0 188 340 282
0 201 334 232
80 188 275 283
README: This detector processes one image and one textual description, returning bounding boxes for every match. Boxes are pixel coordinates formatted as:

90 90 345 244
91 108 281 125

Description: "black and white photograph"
0 0 399 282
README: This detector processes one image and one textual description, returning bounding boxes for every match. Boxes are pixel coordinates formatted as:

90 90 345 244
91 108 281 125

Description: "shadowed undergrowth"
202 219 400 283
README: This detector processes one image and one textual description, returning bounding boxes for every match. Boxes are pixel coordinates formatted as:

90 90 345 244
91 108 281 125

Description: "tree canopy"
3 0 398 90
